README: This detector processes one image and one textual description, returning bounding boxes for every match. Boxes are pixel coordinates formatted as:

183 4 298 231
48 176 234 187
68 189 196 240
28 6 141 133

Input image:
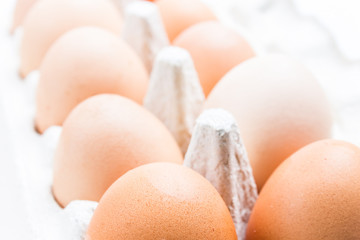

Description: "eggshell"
173 21 255 96
35 27 148 134
205 55 333 190
156 0 217 42
86 162 237 240
52 94 183 208
246 139 360 239
20 0 122 78
11 0 38 33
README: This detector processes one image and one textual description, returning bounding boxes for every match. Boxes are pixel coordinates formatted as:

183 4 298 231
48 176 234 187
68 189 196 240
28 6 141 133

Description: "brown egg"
20 0 122 78
156 0 217 42
35 27 148 134
246 139 360 239
11 0 38 33
173 21 255 96
53 94 183 208
205 55 333 190
86 162 237 240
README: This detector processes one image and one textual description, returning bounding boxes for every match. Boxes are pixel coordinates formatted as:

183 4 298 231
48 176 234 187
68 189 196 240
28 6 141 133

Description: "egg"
52 94 183 208
35 27 148 134
246 139 360 239
156 0 217 42
173 21 255 96
86 162 237 239
20 0 122 78
11 0 125 33
205 55 333 190
11 0 38 33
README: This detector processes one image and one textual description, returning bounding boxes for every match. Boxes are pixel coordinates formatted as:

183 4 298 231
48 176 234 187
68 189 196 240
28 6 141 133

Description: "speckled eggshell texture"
86 162 237 240
205 55 333 190
20 0 122 77
246 139 360 239
52 94 183 208
173 21 255 96
35 27 148 134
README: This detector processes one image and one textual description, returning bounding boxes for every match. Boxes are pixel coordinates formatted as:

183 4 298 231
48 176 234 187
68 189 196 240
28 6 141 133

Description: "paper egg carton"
0 0 347 239
0 40 96 239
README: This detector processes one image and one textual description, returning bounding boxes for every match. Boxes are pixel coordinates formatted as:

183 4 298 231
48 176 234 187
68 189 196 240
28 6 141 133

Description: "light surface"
0 0 32 238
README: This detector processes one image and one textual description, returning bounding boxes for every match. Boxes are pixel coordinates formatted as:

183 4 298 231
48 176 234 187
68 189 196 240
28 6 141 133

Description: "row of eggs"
10 0 360 239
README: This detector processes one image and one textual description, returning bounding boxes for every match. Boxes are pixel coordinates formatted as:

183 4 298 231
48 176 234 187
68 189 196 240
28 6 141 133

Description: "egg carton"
2 0 351 239
1 1 266 239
